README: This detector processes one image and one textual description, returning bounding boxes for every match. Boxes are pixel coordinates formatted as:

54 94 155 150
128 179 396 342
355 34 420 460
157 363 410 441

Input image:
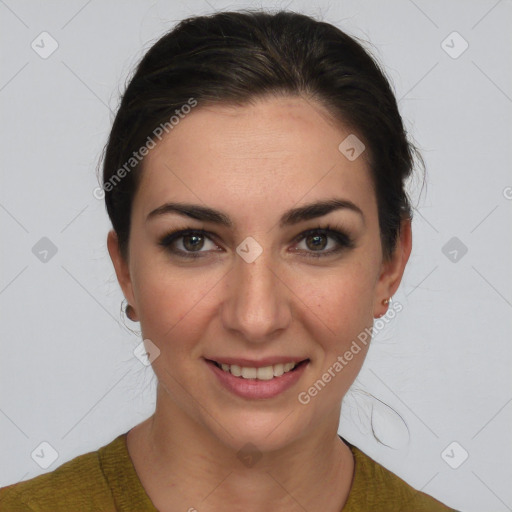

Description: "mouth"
205 358 310 381
204 357 310 399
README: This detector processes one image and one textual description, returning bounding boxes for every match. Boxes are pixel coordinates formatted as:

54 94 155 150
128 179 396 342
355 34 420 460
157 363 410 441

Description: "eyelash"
158 224 355 260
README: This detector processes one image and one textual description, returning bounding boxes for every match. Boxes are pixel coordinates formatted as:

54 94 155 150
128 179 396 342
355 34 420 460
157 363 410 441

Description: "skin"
107 95 412 512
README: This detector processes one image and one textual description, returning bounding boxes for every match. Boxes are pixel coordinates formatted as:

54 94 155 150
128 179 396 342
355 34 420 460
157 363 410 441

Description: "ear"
107 230 138 321
373 218 412 318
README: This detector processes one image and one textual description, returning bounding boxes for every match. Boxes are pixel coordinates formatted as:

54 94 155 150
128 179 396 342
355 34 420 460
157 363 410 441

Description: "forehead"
134 96 375 225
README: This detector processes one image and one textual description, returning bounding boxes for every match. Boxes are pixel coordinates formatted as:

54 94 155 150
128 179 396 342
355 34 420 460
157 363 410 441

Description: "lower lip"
205 359 309 400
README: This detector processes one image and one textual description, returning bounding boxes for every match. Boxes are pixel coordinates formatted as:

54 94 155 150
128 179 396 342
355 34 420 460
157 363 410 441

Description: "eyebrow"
146 198 364 228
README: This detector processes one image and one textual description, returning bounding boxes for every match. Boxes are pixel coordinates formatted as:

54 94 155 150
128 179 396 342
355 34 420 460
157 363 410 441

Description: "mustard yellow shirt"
0 433 458 511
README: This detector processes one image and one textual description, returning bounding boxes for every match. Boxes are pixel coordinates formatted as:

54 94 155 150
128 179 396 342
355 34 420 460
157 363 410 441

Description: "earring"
375 297 392 318
125 303 136 321
120 299 141 336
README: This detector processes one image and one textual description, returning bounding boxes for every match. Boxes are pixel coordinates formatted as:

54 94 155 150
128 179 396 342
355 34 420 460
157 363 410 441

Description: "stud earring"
375 297 392 318
120 299 141 336
125 303 136 321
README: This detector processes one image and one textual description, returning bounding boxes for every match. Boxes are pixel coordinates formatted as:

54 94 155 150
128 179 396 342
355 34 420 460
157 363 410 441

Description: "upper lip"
205 356 309 367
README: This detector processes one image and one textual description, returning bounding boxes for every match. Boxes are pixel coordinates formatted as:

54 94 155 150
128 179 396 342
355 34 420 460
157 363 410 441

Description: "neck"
127 386 354 512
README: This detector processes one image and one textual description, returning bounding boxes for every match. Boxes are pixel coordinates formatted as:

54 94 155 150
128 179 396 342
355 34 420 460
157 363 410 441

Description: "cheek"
304 262 377 337
131 256 223 352
301 267 376 392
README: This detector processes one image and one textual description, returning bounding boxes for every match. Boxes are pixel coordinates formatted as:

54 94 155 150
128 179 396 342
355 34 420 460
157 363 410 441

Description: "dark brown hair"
100 9 424 261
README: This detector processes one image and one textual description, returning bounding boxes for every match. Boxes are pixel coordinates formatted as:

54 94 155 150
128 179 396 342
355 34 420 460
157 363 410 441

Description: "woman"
0 9 459 511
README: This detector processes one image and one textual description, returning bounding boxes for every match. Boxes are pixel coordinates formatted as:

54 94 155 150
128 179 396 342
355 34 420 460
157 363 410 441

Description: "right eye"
158 228 221 259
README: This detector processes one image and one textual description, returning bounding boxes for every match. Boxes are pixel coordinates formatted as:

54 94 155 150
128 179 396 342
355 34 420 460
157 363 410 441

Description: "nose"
221 249 292 343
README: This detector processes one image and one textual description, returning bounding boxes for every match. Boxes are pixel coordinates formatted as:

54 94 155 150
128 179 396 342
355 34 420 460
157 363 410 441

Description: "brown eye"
304 233 329 251
182 233 205 252
159 229 219 259
293 226 354 258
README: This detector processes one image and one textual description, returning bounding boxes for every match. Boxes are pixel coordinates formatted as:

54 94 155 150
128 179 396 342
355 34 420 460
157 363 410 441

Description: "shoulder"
342 439 460 511
0 436 123 511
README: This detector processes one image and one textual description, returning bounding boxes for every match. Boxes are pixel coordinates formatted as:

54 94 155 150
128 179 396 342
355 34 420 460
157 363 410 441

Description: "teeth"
273 363 284 377
256 366 273 380
241 366 257 379
217 361 299 380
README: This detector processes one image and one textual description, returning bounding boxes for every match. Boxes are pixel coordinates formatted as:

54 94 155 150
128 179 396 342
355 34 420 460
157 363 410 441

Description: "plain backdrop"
1 1 511 511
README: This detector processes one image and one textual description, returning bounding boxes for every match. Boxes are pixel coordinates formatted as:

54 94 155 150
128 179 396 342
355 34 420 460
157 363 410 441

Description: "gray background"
1 1 511 510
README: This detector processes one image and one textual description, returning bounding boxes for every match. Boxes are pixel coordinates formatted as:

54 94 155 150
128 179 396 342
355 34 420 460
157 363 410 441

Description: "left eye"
292 227 354 258
297 232 337 253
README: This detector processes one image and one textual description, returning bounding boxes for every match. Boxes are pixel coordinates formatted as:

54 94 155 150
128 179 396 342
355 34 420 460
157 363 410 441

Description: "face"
108 95 410 453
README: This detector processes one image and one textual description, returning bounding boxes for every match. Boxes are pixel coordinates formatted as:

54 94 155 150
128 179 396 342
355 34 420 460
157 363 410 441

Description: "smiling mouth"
207 359 310 380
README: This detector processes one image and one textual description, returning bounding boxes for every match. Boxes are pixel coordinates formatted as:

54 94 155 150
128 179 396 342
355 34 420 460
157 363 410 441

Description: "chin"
205 409 311 456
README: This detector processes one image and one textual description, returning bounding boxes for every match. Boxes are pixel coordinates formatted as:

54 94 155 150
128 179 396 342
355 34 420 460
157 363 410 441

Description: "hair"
99 9 424 262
